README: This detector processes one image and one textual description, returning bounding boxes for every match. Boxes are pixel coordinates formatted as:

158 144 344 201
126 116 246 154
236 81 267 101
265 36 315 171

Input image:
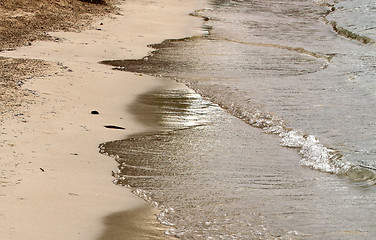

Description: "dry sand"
0 0 205 239
0 0 117 118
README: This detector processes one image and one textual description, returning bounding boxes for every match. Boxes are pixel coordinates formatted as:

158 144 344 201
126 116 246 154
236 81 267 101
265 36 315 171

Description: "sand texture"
0 0 204 239
0 0 117 119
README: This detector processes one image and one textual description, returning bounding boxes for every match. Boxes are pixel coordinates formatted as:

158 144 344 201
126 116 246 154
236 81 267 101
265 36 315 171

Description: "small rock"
104 125 125 130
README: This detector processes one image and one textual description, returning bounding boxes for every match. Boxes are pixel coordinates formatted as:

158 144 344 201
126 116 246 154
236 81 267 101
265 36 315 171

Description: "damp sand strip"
0 0 205 239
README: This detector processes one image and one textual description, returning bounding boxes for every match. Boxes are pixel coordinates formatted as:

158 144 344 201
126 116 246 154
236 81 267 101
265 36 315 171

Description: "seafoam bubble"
157 208 175 226
279 131 305 148
165 228 177 236
279 131 352 174
299 135 338 173
264 125 284 134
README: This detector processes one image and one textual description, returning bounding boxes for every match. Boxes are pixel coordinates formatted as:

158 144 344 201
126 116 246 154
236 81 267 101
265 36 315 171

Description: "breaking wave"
187 82 376 184
318 0 375 44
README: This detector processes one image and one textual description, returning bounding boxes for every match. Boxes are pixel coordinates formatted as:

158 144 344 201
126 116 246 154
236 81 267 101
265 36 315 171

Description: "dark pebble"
104 125 125 130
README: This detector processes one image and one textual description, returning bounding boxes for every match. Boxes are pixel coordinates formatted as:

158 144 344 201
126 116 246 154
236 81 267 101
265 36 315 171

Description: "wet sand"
99 205 175 240
0 0 205 239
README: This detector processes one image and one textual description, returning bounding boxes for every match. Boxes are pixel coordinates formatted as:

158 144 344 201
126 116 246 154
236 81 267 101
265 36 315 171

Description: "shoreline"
0 0 205 239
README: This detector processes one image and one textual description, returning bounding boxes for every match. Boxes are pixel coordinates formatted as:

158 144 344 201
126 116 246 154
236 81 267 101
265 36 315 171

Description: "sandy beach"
0 0 205 239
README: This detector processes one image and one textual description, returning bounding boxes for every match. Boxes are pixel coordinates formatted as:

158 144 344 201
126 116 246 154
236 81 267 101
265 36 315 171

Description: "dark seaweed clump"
329 21 374 44
80 0 106 4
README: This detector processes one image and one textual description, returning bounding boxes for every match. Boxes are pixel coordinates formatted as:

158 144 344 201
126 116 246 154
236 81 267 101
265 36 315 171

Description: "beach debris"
80 125 90 131
91 110 99 115
80 0 106 4
104 125 125 130
39 168 45 172
68 192 79 196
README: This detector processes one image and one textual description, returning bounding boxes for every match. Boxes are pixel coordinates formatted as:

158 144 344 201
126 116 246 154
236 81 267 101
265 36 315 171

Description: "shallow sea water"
100 0 376 239
101 87 376 239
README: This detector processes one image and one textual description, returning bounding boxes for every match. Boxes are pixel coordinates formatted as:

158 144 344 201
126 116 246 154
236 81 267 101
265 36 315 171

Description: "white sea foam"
279 130 358 175
280 130 350 174
157 208 175 226
298 135 338 173
280 131 305 148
